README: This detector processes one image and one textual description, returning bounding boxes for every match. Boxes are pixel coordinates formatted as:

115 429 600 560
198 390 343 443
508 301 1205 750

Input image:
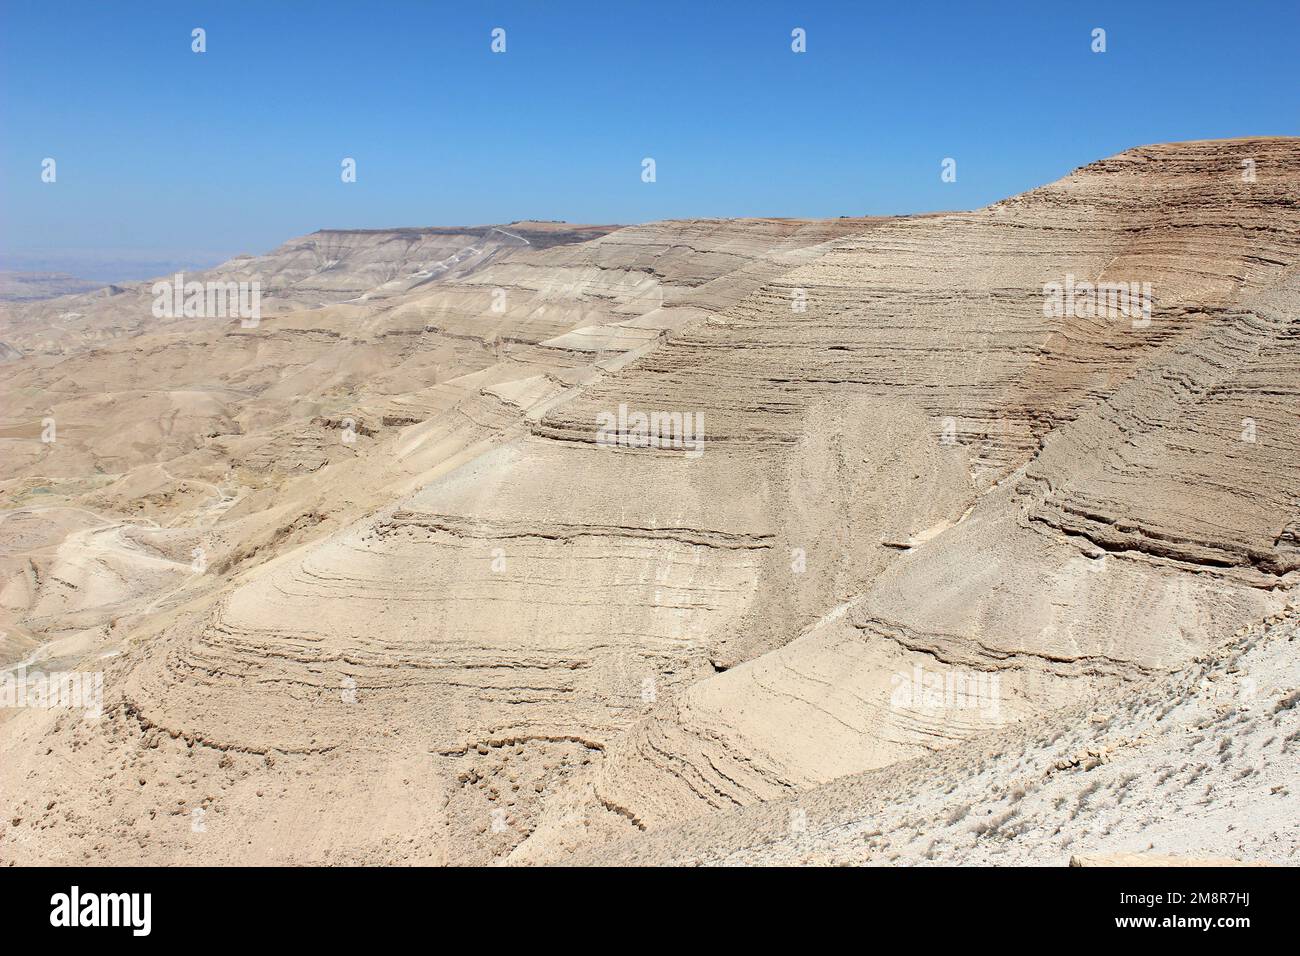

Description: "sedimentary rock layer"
1 138 1297 866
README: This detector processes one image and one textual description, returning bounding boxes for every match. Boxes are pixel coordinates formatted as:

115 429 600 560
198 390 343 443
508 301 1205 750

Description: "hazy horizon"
4 0 1298 283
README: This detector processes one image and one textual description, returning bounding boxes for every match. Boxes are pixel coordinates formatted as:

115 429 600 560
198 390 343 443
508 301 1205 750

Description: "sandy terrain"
0 139 1297 866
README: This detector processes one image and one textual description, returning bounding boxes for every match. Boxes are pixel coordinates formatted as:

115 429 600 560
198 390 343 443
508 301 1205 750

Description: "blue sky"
2 0 1297 280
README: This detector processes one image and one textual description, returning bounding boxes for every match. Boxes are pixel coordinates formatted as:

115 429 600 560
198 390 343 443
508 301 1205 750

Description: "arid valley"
2 137 1298 867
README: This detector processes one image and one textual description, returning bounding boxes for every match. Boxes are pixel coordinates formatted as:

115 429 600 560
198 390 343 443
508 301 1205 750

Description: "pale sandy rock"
1 139 1298 866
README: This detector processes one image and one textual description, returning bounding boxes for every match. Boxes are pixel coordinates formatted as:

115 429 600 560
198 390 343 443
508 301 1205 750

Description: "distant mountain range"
0 270 103 302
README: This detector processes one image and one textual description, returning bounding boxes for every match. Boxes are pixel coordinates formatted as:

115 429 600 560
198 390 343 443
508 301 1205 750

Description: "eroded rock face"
1 138 1297 866
557 609 1300 867
514 138 1300 858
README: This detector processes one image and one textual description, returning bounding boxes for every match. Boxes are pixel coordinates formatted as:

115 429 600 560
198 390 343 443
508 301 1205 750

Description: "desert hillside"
1 138 1297 866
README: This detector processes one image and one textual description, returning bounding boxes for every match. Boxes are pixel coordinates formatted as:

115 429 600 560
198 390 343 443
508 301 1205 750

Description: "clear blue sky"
2 0 1297 279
